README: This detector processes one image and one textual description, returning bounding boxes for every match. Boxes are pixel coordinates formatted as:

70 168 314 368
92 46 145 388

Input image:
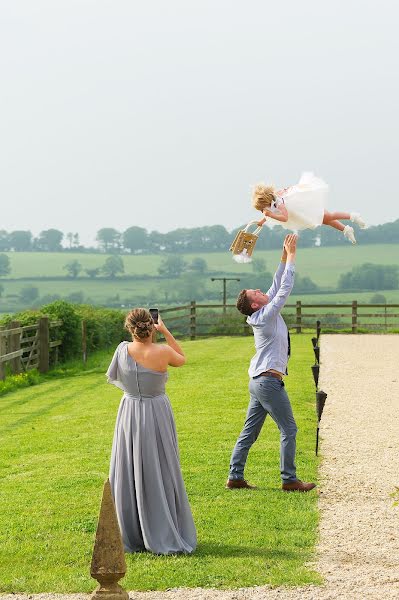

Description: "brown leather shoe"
225 478 257 490
282 480 316 492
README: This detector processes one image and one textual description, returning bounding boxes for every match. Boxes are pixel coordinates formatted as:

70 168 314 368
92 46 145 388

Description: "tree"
96 228 121 252
102 255 124 278
63 260 82 278
158 255 187 277
122 227 148 253
35 229 63 251
66 232 74 248
293 275 319 293
369 293 387 303
66 291 85 304
9 231 32 251
85 267 101 279
67 232 80 248
189 257 208 274
338 263 399 290
0 283 4 297
0 231 10 252
19 285 39 304
0 254 11 277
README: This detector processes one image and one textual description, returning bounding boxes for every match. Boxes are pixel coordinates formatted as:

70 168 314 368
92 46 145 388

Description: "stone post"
90 479 129 600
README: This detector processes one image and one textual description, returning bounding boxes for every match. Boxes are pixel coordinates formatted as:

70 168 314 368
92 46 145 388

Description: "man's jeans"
229 376 298 482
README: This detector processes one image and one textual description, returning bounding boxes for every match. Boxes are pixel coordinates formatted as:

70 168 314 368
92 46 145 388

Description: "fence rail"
0 318 62 380
158 301 399 339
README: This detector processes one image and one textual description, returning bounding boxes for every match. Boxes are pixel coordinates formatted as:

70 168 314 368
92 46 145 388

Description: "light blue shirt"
247 261 295 378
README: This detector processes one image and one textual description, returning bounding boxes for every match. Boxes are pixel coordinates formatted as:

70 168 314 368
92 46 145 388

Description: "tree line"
1 219 398 253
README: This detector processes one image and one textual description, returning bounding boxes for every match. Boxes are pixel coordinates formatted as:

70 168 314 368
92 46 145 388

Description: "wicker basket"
229 221 263 257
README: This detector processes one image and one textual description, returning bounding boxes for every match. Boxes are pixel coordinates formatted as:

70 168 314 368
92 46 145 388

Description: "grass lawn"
0 336 320 592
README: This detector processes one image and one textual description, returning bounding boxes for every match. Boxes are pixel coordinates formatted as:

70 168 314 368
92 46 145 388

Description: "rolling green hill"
1 244 398 315
3 244 399 287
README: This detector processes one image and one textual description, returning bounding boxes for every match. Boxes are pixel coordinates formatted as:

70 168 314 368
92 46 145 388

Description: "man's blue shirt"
246 261 295 377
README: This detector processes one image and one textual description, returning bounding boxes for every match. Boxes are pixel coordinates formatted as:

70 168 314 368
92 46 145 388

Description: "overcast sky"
0 0 398 245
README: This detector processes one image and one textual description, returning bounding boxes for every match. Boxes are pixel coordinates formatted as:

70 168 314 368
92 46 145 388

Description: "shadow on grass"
0 381 96 434
129 542 301 560
195 541 301 559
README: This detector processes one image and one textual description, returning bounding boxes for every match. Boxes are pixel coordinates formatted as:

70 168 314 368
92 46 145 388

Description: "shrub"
40 300 82 361
76 305 127 351
0 301 127 365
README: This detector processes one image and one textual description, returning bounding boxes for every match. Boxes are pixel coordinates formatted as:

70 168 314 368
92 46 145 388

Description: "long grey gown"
107 341 196 554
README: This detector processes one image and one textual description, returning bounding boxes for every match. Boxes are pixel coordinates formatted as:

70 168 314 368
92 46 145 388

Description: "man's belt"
257 371 283 380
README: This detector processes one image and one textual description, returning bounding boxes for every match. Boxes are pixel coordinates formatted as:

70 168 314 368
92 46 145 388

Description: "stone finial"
90 479 129 600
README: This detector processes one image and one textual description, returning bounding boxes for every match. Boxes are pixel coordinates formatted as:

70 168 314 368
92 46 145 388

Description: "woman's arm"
154 317 186 367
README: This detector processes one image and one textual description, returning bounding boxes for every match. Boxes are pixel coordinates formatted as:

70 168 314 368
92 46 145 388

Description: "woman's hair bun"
124 308 154 339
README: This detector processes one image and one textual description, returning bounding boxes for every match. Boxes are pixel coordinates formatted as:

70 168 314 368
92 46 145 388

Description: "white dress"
268 172 328 231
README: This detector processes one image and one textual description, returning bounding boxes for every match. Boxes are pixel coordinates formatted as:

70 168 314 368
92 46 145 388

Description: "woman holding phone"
107 308 196 555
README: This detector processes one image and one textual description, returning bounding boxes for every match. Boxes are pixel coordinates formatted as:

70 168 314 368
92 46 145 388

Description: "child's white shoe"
350 212 366 229
343 225 356 244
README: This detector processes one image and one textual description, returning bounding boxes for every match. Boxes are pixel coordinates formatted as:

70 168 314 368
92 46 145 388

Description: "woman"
107 308 196 554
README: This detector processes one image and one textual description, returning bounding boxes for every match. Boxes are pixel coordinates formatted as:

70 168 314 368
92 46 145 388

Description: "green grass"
3 243 399 286
0 336 320 592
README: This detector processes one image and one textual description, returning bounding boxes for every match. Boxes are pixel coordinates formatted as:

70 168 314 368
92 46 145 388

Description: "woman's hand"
154 315 168 334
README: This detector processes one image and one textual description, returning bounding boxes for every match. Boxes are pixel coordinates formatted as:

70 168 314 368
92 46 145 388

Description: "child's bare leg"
323 210 351 224
323 211 357 243
325 219 345 232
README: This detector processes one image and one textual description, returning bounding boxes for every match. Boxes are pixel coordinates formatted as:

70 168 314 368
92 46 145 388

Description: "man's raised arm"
256 235 297 322
266 243 288 301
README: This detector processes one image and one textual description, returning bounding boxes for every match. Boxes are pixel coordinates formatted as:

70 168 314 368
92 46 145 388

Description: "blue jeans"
229 377 298 483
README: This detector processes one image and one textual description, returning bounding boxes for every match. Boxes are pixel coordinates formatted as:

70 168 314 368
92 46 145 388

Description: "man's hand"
283 234 297 262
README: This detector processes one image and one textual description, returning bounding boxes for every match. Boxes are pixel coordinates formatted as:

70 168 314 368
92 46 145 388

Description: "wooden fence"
0 317 62 380
159 301 399 339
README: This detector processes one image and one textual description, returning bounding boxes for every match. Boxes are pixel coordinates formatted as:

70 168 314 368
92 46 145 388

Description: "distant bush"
76 304 127 351
338 263 399 290
19 285 39 303
0 254 11 277
369 293 387 303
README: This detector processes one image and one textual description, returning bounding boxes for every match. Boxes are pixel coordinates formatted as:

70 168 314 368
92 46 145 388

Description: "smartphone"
149 308 159 324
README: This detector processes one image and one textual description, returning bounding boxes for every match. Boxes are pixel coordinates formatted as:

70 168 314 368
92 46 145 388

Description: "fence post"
351 300 358 333
0 326 5 381
296 300 302 334
10 320 21 374
190 301 196 340
82 320 87 364
38 317 50 373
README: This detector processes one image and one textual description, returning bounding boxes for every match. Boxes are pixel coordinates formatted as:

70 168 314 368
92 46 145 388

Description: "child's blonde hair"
252 183 275 212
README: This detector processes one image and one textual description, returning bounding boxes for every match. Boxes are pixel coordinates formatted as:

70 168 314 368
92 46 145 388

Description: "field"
1 244 399 316
0 336 320 592
3 243 399 287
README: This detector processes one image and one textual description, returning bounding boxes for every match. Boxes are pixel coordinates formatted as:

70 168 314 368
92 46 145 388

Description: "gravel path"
3 335 399 600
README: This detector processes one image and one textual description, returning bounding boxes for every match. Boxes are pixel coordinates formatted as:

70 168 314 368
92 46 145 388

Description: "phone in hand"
149 308 159 324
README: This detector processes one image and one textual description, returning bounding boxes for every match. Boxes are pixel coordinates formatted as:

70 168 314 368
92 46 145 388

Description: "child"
253 172 366 244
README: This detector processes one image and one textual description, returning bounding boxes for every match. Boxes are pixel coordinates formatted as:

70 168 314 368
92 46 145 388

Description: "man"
226 234 316 492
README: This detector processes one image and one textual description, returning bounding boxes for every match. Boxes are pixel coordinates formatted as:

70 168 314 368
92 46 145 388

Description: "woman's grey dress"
107 341 196 554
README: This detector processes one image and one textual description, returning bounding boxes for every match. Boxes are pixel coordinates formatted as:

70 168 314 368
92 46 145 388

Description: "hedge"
0 301 128 363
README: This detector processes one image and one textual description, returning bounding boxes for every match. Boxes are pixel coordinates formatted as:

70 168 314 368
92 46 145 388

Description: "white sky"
0 0 398 245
